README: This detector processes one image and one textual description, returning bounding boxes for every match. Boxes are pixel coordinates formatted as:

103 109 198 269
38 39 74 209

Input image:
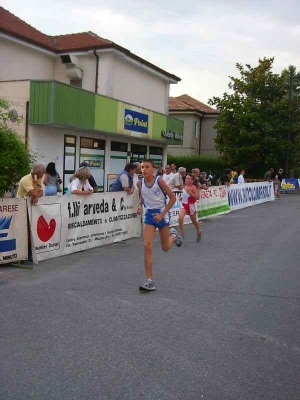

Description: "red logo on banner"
37 215 56 242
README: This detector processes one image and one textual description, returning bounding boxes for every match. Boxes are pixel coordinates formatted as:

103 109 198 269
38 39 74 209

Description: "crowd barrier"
280 179 299 193
0 182 275 264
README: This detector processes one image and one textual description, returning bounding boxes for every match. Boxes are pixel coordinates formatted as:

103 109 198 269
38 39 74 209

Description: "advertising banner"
228 182 274 211
0 198 28 264
169 186 230 226
280 179 298 193
28 192 141 263
197 186 230 218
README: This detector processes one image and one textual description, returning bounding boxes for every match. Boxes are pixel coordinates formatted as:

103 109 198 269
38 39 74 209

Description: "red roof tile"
174 94 218 114
0 7 54 50
169 97 194 110
0 7 180 81
52 31 112 52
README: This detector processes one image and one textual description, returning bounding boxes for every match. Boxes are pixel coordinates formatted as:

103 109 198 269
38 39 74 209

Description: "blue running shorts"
144 208 170 230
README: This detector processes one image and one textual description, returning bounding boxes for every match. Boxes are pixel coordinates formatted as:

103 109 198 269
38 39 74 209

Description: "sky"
2 0 300 104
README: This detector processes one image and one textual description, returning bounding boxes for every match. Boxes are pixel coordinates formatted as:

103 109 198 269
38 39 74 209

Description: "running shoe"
139 278 156 292
197 231 202 242
170 227 182 247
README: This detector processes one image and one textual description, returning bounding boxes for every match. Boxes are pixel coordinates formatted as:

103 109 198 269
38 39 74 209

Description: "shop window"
131 144 147 163
149 146 163 168
63 135 77 192
80 137 105 150
80 137 105 192
111 141 128 152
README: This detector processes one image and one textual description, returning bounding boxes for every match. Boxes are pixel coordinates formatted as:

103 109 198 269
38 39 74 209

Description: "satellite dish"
9 109 19 123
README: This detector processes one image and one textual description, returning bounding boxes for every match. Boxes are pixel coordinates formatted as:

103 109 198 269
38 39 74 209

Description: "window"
111 141 128 152
194 120 199 139
80 138 105 150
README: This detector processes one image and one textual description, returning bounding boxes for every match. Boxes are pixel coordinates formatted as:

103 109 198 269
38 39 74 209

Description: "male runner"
136 160 182 292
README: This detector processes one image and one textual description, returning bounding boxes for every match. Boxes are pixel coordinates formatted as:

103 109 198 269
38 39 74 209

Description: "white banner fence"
0 183 275 264
0 198 28 264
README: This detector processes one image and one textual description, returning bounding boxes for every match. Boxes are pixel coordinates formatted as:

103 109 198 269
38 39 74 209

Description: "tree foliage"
0 98 31 197
209 58 300 177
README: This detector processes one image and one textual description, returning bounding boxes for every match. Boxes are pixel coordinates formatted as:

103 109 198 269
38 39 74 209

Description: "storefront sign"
28 192 142 263
161 130 183 141
0 198 28 264
228 182 274 211
280 179 298 193
124 109 148 134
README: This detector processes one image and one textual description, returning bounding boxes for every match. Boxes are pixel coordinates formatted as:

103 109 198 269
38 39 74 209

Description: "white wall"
0 37 55 81
0 81 30 141
96 52 170 114
53 57 70 84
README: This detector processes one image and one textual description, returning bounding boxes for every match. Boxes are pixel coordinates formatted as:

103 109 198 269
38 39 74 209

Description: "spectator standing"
133 162 142 189
219 169 231 186
238 169 245 184
162 165 174 187
194 168 208 190
110 162 137 194
264 168 274 182
171 167 186 190
232 169 239 184
70 166 94 195
17 163 45 204
156 164 164 177
79 162 98 192
171 164 177 174
44 162 62 196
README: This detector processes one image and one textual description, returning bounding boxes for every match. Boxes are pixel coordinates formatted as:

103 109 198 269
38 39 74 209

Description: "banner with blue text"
0 198 28 264
228 182 274 211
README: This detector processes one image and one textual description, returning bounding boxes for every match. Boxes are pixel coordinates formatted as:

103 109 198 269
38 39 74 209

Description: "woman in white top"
238 169 245 184
70 166 94 195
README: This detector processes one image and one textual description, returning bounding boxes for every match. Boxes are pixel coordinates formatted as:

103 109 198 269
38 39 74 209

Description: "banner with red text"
28 192 141 263
0 198 28 264
169 186 230 226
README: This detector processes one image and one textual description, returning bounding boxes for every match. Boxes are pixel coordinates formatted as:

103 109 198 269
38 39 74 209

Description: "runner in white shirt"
136 160 182 292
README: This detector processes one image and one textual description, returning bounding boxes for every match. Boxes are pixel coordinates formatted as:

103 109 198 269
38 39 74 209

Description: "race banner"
0 198 28 264
280 179 298 193
170 186 230 226
197 186 230 219
228 182 275 211
28 192 141 263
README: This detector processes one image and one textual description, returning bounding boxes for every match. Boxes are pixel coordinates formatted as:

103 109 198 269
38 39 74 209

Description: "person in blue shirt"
110 163 137 193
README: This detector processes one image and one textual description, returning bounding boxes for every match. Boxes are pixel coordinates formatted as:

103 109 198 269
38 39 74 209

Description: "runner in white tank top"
136 160 182 292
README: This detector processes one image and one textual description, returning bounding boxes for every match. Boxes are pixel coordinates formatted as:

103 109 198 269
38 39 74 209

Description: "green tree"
281 65 300 175
209 58 290 177
0 98 31 197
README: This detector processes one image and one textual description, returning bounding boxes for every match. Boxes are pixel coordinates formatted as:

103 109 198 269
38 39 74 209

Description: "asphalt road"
1 195 300 400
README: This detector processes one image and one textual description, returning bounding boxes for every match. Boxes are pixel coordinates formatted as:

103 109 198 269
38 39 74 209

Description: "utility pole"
286 70 292 178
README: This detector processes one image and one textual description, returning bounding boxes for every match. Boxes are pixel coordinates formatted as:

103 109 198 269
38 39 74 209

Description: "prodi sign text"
124 109 148 134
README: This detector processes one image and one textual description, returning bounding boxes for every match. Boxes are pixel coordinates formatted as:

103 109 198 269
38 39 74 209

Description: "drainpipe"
25 101 29 150
93 50 99 93
198 115 203 155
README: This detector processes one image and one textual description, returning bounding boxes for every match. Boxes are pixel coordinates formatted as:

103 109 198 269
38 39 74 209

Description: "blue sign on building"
124 109 148 134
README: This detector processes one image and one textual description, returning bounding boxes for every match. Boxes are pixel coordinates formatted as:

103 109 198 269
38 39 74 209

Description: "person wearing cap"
79 162 98 192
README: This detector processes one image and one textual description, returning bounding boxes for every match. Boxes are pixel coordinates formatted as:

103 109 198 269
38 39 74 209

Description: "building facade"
0 7 183 191
168 95 219 157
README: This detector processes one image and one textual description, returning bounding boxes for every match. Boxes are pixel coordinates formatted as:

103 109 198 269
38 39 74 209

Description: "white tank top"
141 177 166 209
